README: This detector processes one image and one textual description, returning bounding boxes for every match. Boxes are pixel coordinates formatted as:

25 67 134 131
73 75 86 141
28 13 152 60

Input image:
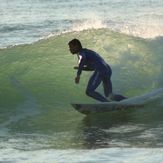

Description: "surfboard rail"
71 102 144 115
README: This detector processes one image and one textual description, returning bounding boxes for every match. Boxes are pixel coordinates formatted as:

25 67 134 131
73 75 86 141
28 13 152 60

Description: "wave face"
0 29 163 161
0 29 162 108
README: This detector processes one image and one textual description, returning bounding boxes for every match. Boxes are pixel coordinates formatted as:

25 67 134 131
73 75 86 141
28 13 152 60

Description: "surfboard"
71 101 144 115
71 88 163 115
71 84 163 115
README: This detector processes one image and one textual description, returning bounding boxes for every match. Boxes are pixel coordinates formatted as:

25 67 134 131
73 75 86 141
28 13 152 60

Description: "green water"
1 29 162 106
0 29 163 162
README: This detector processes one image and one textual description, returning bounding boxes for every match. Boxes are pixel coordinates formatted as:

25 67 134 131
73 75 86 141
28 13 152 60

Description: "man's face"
69 44 79 54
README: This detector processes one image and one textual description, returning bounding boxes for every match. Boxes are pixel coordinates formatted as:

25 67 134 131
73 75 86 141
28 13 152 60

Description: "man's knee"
86 89 93 97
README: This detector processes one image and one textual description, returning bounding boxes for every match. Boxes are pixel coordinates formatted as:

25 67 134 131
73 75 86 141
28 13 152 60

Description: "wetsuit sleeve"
77 54 86 77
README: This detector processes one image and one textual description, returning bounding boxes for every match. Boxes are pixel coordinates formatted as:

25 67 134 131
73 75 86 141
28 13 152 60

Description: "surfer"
68 38 126 102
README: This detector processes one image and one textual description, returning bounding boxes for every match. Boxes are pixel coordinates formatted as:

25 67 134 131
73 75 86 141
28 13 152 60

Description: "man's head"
68 39 82 54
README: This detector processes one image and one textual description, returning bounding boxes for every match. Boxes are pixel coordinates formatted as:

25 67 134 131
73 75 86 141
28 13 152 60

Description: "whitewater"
0 0 163 162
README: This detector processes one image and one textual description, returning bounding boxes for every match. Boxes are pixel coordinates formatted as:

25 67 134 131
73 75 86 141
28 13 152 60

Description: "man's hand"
75 76 80 84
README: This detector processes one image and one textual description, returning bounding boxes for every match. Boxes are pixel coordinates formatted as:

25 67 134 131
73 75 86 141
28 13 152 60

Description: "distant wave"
1 16 163 48
0 24 27 32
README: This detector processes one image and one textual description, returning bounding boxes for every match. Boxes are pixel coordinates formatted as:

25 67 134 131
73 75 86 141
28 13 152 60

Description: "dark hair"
68 39 82 48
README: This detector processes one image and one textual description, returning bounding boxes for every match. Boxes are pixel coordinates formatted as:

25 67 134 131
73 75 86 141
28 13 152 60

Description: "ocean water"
0 0 163 48
0 0 163 163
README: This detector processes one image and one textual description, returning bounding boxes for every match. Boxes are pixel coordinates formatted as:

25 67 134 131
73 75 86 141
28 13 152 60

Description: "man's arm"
75 76 80 84
75 54 86 84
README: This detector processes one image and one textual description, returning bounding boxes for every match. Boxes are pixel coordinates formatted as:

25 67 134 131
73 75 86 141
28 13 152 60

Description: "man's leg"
86 71 108 102
102 66 113 97
103 77 113 97
103 77 127 101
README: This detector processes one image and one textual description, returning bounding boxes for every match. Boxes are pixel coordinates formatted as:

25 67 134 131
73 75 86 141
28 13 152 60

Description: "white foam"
118 24 163 38
0 148 163 163
72 18 107 32
119 88 163 105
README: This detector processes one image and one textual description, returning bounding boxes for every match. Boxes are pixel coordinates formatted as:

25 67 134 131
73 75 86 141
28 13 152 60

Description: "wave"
0 29 163 141
1 17 163 49
0 28 162 103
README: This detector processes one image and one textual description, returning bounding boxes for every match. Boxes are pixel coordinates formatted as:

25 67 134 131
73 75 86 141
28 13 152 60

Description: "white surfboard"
71 88 163 115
